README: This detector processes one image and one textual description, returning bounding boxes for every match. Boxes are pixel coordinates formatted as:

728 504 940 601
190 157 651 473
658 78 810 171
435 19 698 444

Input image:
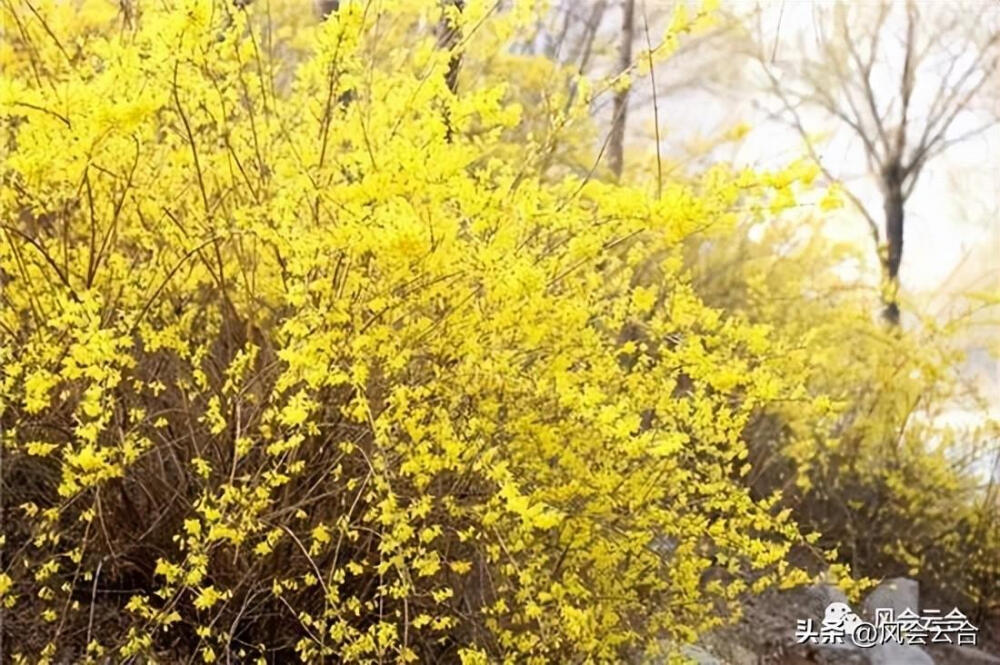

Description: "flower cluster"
1 1 851 663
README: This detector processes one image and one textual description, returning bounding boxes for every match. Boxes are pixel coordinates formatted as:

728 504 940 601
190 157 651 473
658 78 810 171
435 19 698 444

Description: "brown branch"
839 4 890 154
608 0 635 179
640 1 661 198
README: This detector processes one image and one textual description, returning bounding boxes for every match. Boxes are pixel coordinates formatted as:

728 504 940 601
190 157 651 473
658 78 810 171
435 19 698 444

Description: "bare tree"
754 0 1000 324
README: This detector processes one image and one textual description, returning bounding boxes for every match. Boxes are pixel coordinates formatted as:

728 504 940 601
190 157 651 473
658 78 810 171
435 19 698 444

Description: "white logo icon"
821 601 863 639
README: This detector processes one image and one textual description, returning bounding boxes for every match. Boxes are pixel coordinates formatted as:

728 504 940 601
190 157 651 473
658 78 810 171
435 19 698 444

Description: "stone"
863 578 920 618
810 643 873 664
868 642 934 665
925 644 1000 665
810 583 851 609
679 645 723 664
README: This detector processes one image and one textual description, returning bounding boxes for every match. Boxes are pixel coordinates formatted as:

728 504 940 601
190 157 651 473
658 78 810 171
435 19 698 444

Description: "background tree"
750 0 1000 324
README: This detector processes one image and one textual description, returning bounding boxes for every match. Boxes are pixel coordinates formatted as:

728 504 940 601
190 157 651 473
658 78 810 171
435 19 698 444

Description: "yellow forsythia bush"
683 214 1000 631
0 1 826 662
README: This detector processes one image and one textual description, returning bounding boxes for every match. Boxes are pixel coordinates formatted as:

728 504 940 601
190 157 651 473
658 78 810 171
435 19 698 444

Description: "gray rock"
925 644 1000 665
812 643 873 664
863 578 920 618
778 642 871 664
698 639 757 665
724 644 758 665
811 583 851 608
868 642 934 665
679 645 723 664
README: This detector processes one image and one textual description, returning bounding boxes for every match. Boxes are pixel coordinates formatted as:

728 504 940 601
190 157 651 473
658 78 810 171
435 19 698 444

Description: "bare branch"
759 62 882 250
895 0 917 159
839 4 890 154
907 30 1000 174
640 0 661 198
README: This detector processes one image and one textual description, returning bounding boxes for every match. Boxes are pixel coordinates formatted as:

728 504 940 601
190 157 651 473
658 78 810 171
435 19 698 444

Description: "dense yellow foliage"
683 212 1000 626
1 0 996 663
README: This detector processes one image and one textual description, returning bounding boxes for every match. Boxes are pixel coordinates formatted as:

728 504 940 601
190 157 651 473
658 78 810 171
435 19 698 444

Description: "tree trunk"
882 162 905 325
608 0 635 179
